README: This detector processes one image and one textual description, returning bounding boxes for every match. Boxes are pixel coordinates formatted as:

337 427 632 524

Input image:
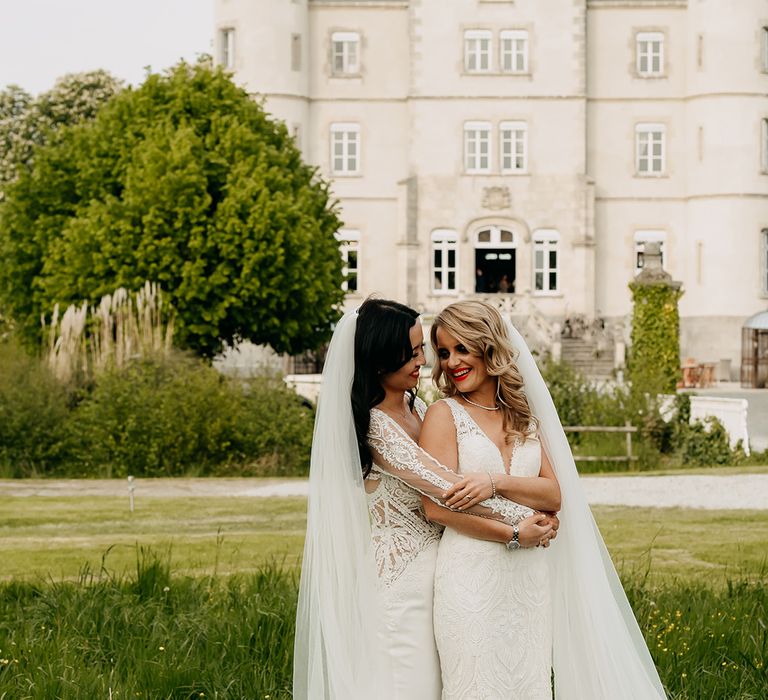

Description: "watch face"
507 540 521 551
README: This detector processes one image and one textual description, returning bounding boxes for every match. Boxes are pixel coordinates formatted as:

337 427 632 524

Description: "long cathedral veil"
504 320 667 699
292 310 393 699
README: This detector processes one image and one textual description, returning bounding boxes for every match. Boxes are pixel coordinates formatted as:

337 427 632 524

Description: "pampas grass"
43 282 174 384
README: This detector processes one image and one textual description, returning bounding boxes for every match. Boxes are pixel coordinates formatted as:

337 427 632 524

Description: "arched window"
533 229 560 293
474 226 515 294
431 229 458 293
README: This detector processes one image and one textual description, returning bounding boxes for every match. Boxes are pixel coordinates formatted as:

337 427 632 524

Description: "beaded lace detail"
365 397 533 588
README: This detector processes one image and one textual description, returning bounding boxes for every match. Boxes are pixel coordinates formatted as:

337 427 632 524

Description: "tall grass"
43 282 174 385
0 550 765 699
0 550 297 699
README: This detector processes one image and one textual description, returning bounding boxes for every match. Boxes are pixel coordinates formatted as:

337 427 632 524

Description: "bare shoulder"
423 398 453 424
421 399 457 441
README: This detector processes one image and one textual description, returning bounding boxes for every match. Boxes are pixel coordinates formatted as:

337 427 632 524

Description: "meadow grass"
0 549 765 699
2 494 767 584
1 491 766 698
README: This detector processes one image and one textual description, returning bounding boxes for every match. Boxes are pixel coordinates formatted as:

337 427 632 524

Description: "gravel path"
2 475 766 510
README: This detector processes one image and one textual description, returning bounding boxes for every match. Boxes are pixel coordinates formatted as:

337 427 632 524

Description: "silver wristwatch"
506 525 521 551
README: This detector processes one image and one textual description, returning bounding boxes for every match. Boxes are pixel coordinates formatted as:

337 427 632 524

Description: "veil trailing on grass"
504 320 667 699
292 310 393 699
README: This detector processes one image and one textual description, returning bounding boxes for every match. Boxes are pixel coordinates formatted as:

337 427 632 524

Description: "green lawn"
2 491 766 584
0 496 306 580
1 487 766 699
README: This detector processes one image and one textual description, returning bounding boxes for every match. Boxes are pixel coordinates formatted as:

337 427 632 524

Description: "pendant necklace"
460 393 500 411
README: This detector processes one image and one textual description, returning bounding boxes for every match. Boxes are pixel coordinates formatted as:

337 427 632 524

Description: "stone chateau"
213 0 768 378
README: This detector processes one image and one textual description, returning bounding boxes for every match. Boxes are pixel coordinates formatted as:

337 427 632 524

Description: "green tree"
0 61 344 356
0 71 123 200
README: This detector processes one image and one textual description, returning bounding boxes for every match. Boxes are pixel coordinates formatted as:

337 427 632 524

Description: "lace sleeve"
368 410 533 525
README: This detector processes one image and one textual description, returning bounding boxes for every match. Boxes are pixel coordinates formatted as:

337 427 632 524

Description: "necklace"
460 393 500 411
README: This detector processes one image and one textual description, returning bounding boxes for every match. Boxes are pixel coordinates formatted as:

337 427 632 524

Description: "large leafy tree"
0 61 344 356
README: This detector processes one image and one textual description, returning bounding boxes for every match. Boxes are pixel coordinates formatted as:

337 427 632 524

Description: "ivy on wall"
628 281 683 394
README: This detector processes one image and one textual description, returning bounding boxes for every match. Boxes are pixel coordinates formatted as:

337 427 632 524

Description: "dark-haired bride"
293 297 554 699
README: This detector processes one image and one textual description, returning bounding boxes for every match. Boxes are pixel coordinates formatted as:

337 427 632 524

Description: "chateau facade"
214 0 768 375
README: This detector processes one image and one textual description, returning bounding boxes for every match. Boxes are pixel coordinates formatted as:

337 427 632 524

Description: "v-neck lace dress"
364 396 534 700
433 398 552 700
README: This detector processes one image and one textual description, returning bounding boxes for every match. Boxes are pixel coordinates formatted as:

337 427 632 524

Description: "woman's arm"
422 496 555 548
367 404 534 526
418 401 555 545
444 443 561 512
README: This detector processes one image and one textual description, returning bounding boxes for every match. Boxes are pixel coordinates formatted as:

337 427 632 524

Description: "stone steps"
560 338 615 379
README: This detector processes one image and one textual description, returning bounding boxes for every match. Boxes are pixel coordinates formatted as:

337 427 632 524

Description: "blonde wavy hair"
430 300 537 444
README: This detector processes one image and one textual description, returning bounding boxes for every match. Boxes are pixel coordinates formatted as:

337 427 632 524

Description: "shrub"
676 416 735 467
71 354 314 477
0 339 72 476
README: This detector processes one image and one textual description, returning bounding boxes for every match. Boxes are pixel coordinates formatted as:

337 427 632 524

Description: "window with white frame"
636 123 666 175
464 122 492 173
465 30 492 72
500 121 527 173
335 230 360 292
762 118 768 173
431 230 458 293
762 229 768 295
219 28 235 69
533 230 559 293
332 32 360 75
500 30 528 73
330 123 360 175
634 230 666 275
636 32 664 76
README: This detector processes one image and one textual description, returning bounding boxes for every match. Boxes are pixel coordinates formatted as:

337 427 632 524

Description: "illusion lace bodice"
365 396 532 587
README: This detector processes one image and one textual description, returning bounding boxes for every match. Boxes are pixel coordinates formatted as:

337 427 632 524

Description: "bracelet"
488 472 497 499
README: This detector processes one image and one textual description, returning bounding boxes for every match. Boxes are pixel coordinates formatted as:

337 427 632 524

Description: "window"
500 30 528 73
219 28 235 70
465 30 492 72
762 118 768 173
431 230 458 293
636 123 666 175
474 226 516 293
762 229 768 295
330 123 360 175
533 230 559 293
762 27 768 72
636 32 664 76
336 230 360 293
291 34 302 71
332 32 360 75
464 122 492 173
634 230 666 275
500 121 527 173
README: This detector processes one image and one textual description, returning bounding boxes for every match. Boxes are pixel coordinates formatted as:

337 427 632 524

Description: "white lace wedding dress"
433 398 552 700
365 397 534 700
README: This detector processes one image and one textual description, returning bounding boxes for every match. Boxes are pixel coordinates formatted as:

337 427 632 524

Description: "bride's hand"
517 513 554 548
444 472 495 509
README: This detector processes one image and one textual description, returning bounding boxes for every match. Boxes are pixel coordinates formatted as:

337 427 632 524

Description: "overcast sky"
1 0 214 95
